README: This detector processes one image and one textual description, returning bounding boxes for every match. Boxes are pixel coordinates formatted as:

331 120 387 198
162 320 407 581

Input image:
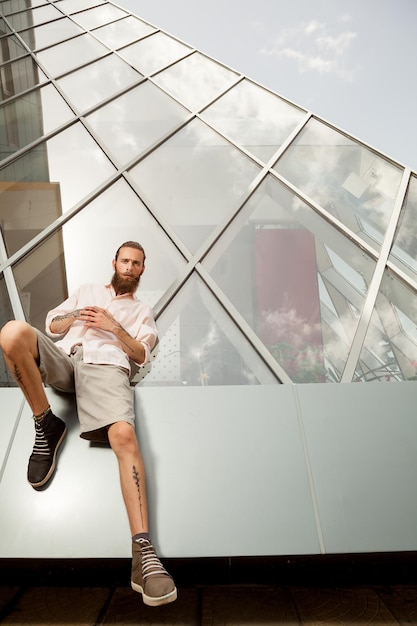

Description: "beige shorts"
36 331 135 443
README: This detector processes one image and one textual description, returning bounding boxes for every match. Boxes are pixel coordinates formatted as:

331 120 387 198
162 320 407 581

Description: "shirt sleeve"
45 288 81 338
133 306 158 367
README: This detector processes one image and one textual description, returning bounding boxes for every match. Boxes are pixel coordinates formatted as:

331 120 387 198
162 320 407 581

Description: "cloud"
259 17 358 81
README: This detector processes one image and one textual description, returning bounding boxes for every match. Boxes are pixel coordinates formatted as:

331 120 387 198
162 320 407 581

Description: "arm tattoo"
52 310 81 322
111 318 135 353
132 465 145 527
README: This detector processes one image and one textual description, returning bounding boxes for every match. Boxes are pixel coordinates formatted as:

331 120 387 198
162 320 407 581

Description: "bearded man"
0 241 177 607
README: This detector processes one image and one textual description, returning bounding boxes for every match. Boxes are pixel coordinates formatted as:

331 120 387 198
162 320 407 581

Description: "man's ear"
112 259 116 270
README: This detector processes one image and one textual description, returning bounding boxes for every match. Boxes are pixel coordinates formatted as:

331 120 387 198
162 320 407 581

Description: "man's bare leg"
0 320 49 415
108 421 177 606
0 320 66 489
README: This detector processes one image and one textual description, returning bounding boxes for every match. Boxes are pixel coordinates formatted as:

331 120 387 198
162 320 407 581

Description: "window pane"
6 5 63 29
0 34 27 62
19 17 83 50
118 32 191 76
153 52 239 112
0 122 115 254
0 273 16 386
356 270 417 382
12 231 68 331
36 33 108 77
274 119 403 249
71 4 127 30
389 175 417 283
54 0 105 13
141 273 278 387
57 54 141 112
1 56 47 103
0 84 74 160
129 119 261 254
201 79 307 162
86 82 190 165
203 175 376 383
62 179 186 302
92 16 155 49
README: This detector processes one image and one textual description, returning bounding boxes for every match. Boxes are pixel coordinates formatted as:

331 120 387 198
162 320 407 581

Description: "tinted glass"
6 5 63 29
274 119 403 249
71 4 127 29
0 34 27 62
153 52 239 112
0 56 47 102
201 79 307 162
118 32 191 76
36 33 108 77
203 175 376 383
140 273 278 387
129 119 261 254
356 270 417 382
18 17 83 49
57 54 141 112
389 175 417 283
92 16 154 49
86 82 190 165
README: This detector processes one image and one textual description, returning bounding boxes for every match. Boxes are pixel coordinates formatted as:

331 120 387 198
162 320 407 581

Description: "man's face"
111 247 145 295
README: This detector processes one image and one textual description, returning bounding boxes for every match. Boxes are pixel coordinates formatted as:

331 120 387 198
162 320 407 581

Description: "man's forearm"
112 323 145 365
50 309 82 335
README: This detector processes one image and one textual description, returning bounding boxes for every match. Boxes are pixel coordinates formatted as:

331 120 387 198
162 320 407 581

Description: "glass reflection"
71 4 127 30
36 33 108 77
0 122 115 254
0 34 27 62
356 270 417 382
274 119 403 249
389 175 417 283
118 32 191 76
0 17 12 35
54 0 105 13
129 119 261 254
140 273 277 386
19 17 83 50
203 175 376 383
0 56 47 102
0 84 74 160
92 16 155 49
6 5 62 29
0 273 16 386
153 52 239 112
57 55 141 113
201 79 307 162
62 178 186 302
86 82 190 165
12 231 68 332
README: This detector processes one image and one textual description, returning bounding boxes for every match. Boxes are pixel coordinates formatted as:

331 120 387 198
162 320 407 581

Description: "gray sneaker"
131 538 177 607
27 410 66 489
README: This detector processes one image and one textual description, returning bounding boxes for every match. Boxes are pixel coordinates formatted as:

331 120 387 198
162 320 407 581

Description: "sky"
114 0 417 173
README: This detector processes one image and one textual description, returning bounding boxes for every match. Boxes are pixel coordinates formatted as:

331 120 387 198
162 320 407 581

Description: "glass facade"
0 0 416 386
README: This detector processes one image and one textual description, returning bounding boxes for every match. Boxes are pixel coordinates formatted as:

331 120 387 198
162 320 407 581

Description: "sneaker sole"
131 580 178 606
28 426 67 490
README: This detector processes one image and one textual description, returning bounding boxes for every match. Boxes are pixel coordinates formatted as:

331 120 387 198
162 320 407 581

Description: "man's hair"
115 241 146 262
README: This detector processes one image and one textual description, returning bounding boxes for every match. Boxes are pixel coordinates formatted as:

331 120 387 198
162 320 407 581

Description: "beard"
111 270 140 295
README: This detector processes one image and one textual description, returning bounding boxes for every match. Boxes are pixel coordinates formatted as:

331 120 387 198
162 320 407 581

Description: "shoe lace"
32 419 50 456
137 539 170 580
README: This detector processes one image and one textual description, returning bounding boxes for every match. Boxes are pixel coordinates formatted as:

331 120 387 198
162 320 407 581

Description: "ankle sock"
132 532 150 543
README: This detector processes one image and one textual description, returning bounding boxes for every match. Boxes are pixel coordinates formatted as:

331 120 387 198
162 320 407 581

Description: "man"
0 241 177 607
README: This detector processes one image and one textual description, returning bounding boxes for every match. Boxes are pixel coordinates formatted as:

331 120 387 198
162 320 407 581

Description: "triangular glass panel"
203 175 376 383
355 269 417 382
137 272 278 386
152 52 239 112
118 31 191 76
85 82 190 166
201 79 307 163
129 118 261 254
389 174 417 283
274 118 403 249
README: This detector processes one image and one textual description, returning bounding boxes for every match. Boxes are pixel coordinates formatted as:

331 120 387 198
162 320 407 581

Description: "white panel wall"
0 382 416 558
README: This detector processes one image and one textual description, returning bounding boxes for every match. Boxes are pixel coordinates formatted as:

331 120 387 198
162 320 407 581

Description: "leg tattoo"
132 465 144 527
13 364 34 407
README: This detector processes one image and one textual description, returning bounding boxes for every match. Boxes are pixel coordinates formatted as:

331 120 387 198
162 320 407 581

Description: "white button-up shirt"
45 283 158 374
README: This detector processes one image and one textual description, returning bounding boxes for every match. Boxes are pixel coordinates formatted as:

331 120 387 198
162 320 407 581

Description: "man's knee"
108 421 138 455
0 320 37 355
